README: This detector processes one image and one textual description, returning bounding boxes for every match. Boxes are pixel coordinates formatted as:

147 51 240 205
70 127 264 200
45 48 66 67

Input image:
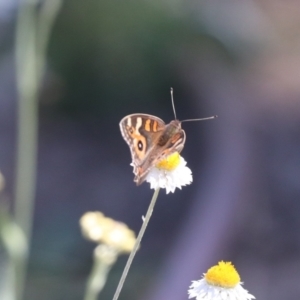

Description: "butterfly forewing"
119 113 165 163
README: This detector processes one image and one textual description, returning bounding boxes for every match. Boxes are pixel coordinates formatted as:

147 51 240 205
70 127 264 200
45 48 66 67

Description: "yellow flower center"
205 261 240 288
156 152 180 171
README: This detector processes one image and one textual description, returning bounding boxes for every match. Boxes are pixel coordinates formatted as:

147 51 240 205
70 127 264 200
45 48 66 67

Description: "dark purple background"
0 1 300 299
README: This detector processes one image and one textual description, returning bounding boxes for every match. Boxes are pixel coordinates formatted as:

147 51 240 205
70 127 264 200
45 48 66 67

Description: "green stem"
112 188 160 300
84 245 117 300
15 3 38 299
14 1 62 299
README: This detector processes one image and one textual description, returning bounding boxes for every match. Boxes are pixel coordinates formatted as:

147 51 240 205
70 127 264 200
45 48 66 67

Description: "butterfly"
119 88 217 185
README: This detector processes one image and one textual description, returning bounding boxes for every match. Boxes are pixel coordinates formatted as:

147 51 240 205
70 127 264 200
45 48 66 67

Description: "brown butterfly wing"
135 123 186 185
120 114 166 181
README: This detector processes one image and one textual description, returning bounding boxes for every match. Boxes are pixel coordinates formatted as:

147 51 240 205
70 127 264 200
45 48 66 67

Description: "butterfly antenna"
170 87 177 120
170 88 217 122
181 115 218 123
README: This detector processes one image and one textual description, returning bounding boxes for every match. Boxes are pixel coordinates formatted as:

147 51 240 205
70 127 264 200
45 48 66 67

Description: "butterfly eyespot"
138 141 143 151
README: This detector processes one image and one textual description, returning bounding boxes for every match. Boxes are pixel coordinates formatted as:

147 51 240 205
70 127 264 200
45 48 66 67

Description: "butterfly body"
120 114 186 185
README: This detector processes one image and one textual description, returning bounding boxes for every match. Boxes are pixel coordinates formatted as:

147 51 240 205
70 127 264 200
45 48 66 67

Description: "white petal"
188 278 255 300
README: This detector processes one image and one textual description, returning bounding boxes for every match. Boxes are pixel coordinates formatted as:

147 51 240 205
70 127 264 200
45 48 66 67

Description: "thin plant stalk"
84 258 112 300
15 3 38 299
112 188 160 300
84 245 117 300
14 1 62 299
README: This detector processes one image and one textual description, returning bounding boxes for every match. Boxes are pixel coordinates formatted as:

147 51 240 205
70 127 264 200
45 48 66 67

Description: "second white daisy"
188 261 255 300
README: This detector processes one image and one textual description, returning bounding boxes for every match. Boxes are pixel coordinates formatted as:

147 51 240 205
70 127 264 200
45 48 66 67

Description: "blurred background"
1 0 300 299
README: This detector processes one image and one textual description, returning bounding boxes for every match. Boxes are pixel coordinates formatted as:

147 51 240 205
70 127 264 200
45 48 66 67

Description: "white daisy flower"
145 152 192 194
188 261 255 300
